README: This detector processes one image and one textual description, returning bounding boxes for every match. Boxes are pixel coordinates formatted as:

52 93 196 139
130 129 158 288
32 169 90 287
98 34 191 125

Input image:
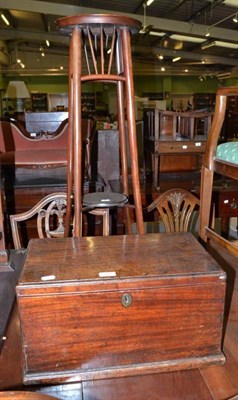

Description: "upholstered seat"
216 141 238 164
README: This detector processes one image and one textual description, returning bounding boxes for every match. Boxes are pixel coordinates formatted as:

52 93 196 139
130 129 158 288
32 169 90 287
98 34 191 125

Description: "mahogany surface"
1 240 238 398
15 233 225 384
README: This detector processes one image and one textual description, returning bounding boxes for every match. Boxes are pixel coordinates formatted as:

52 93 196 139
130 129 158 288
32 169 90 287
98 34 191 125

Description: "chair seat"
0 149 67 166
216 141 238 164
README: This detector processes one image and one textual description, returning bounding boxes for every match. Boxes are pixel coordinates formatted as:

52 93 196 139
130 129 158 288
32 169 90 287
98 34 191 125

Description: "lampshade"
4 81 30 99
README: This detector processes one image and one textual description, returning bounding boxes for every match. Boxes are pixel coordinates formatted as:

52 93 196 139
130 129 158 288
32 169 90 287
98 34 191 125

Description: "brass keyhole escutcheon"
121 293 132 308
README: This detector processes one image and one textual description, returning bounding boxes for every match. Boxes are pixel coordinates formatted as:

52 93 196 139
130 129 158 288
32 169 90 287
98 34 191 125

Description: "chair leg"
89 208 110 236
116 79 132 235
121 28 144 234
199 166 214 242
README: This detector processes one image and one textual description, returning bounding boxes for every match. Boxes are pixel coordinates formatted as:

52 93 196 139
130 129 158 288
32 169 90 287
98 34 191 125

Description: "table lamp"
4 80 30 112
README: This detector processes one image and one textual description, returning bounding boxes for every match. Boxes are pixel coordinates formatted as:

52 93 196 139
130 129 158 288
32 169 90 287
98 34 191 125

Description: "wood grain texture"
16 233 226 384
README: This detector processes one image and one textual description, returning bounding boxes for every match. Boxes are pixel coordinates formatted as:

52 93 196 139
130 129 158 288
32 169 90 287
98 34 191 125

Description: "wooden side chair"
199 87 238 257
145 188 200 233
9 191 117 249
10 193 67 249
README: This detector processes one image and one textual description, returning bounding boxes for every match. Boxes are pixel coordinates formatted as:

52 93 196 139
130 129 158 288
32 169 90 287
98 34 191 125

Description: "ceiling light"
201 42 215 50
172 57 181 62
161 67 165 71
185 69 188 72
1 13 9 26
202 59 205 64
215 41 238 49
46 40 50 47
158 54 163 60
224 0 238 5
60 66 64 70
17 59 21 64
170 34 205 43
149 31 166 37
107 49 111 54
41 52 45 57
233 13 238 23
146 0 154 6
20 63 25 69
217 72 231 80
205 31 210 38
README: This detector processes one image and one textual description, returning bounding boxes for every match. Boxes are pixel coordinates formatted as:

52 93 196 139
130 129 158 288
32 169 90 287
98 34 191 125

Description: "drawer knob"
121 293 132 308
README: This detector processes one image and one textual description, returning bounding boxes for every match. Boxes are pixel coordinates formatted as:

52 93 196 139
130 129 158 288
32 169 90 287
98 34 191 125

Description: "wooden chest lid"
17 233 225 292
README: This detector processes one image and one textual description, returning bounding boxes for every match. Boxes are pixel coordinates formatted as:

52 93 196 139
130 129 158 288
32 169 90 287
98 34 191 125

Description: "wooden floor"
0 239 238 399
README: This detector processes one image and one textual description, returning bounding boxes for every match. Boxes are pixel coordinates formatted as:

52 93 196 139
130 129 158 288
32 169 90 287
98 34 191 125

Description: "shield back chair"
10 193 68 249
145 188 200 233
10 191 117 249
56 14 144 237
199 86 238 257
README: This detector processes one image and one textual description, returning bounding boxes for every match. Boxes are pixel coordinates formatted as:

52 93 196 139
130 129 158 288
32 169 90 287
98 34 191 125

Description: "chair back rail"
145 188 200 233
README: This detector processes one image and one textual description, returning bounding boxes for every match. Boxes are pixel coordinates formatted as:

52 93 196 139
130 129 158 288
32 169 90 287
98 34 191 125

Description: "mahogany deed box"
16 232 226 385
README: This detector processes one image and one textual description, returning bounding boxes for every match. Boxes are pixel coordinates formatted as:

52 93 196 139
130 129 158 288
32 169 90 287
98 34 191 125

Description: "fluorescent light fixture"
202 40 238 50
170 34 205 43
172 56 181 62
217 72 231 80
224 0 238 5
1 13 9 26
201 42 215 50
46 40 50 47
146 0 154 6
213 40 238 49
149 31 165 37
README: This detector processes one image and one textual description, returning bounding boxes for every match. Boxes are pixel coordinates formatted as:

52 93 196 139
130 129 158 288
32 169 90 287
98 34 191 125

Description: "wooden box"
16 232 226 385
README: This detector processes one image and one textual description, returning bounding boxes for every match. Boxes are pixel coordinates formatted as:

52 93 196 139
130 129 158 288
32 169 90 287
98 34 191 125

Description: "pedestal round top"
56 14 142 35
83 192 128 208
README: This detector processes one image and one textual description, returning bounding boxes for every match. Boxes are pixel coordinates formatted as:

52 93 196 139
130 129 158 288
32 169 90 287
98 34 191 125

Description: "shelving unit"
193 93 216 111
31 93 48 112
82 92 96 118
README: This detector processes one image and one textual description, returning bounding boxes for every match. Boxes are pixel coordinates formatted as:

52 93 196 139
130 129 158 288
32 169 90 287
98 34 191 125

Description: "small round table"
83 192 128 236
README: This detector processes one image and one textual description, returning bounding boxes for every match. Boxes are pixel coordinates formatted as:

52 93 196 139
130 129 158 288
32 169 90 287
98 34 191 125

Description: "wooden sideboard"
144 109 213 188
